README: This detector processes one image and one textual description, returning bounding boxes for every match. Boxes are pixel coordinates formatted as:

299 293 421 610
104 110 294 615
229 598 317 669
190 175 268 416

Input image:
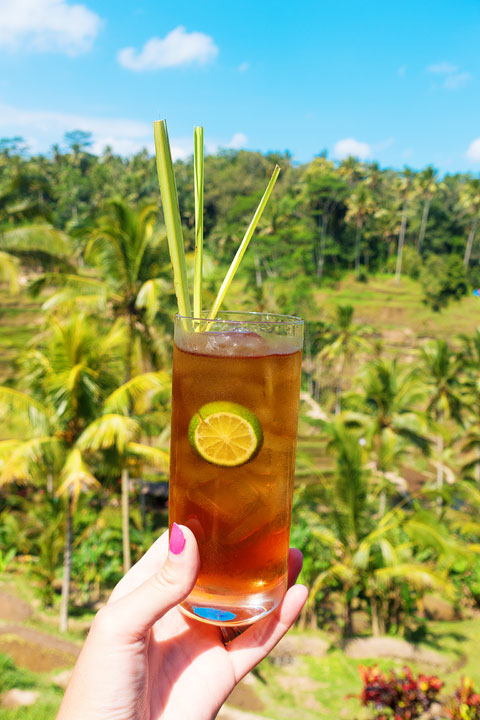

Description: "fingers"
287 548 304 588
97 524 200 641
227 583 308 679
108 530 169 603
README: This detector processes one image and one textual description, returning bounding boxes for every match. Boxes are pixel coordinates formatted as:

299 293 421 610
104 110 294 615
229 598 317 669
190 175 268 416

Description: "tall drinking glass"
169 312 304 626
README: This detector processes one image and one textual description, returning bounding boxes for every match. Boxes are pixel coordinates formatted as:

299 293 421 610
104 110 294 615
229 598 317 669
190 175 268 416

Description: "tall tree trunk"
436 432 444 514
122 468 131 573
304 324 314 397
120 317 135 574
47 472 53 495
371 595 381 636
394 202 408 284
464 217 478 268
317 214 329 279
417 197 431 252
354 222 361 273
344 597 353 637
59 489 73 633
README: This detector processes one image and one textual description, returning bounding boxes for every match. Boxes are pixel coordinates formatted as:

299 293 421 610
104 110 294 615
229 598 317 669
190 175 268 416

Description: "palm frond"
0 251 19 293
77 414 140 454
126 442 169 469
0 224 73 258
0 385 51 416
375 563 452 596
56 448 99 505
0 436 63 485
104 372 169 414
135 278 171 323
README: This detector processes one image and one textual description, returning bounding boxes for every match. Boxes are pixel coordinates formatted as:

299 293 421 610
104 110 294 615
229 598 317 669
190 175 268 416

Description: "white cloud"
427 61 471 90
0 0 101 55
228 132 247 150
333 138 371 160
0 101 154 156
117 26 218 71
444 71 471 89
466 138 480 163
238 62 249 72
428 62 459 74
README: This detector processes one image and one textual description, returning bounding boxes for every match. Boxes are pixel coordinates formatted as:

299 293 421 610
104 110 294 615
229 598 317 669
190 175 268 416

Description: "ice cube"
186 477 260 523
190 331 271 357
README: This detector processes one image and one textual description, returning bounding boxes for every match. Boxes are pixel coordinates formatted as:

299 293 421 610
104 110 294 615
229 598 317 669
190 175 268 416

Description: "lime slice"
188 401 263 467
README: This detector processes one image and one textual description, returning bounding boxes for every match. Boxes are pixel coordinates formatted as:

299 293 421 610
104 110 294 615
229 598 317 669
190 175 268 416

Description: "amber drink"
169 312 303 626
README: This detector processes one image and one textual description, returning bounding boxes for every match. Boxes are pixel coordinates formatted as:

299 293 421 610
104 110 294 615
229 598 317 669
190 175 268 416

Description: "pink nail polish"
170 523 186 555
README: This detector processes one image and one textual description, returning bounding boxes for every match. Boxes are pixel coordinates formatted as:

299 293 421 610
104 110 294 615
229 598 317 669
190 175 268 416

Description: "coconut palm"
301 157 348 278
345 182 376 273
32 197 173 374
459 178 480 269
394 168 415 284
418 340 464 504
319 305 370 414
300 418 452 636
0 313 168 629
0 222 75 289
345 358 430 513
414 166 437 252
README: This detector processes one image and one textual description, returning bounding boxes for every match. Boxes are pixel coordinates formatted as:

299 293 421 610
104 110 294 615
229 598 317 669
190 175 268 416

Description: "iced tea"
169 313 303 626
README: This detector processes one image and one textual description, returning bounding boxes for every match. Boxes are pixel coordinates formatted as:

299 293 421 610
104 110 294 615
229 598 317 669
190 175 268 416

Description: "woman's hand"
57 524 307 720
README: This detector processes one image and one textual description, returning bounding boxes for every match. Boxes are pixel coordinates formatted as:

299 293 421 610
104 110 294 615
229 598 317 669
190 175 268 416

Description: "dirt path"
0 586 80 672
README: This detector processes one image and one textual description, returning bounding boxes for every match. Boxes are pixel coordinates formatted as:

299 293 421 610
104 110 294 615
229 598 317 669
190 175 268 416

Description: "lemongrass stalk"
208 165 281 321
193 126 204 320
153 120 192 322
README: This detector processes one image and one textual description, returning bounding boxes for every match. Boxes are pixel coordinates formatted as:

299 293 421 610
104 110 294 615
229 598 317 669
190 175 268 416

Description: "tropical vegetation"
1 131 480 648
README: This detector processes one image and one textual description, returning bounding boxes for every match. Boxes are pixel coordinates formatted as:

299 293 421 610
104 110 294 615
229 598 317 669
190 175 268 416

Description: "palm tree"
319 305 370 414
34 198 173 375
345 182 375 273
301 157 348 279
458 178 480 268
0 313 167 629
394 168 415 284
418 340 464 504
0 223 75 287
300 418 451 636
346 358 430 513
458 329 480 481
414 166 437 252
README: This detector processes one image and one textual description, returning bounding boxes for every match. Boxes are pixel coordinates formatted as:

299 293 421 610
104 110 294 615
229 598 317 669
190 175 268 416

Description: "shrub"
358 664 443 719
420 254 468 311
446 677 480 720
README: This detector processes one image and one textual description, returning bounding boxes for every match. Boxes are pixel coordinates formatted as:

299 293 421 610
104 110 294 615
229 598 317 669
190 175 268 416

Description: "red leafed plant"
359 664 443 719
446 677 480 720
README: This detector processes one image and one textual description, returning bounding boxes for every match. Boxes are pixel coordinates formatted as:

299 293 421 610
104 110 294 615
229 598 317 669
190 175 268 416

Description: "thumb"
99 523 200 640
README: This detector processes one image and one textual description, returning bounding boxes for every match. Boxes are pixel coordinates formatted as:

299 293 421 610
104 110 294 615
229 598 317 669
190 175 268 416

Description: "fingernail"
169 523 186 555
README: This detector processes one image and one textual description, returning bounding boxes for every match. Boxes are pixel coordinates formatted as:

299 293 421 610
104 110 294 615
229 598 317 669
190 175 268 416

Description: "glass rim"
174 310 304 325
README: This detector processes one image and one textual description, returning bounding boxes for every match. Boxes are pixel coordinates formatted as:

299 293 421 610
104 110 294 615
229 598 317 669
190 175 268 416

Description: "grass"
0 287 43 384
250 616 480 719
315 274 480 341
3 564 480 719
0 653 63 719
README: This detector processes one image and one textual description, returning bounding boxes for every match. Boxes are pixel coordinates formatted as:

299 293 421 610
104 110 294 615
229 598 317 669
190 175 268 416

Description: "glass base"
179 577 286 627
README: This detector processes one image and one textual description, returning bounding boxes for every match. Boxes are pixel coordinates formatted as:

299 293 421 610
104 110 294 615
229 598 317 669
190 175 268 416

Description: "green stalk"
208 164 281 321
193 126 204 319
153 120 192 322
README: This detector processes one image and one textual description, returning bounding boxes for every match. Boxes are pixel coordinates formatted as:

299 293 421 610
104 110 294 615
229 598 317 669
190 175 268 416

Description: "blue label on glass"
193 606 236 622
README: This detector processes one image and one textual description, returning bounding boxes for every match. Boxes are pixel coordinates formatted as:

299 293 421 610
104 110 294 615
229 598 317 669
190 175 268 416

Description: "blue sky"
0 0 479 173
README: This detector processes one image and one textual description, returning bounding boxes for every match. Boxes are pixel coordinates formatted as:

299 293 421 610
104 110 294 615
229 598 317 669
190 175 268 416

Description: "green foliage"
0 653 36 692
420 254 469 311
